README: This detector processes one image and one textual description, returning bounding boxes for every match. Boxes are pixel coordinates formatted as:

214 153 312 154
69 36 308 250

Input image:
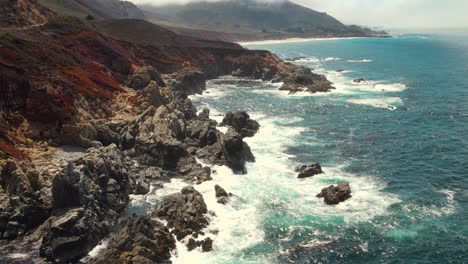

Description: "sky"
129 0 468 29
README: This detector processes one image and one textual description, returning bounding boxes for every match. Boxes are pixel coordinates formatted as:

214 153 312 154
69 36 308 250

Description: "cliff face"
0 1 333 262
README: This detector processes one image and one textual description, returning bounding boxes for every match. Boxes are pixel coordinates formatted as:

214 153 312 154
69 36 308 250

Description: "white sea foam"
165 109 399 263
347 59 373 63
347 98 402 110
290 57 340 63
87 239 109 259
8 253 29 259
239 37 364 46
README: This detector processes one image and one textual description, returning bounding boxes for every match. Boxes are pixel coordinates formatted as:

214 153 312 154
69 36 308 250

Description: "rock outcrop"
276 64 334 94
40 145 133 263
295 163 323 178
220 111 260 138
0 159 50 240
197 128 255 174
353 78 366 84
151 186 213 251
316 181 352 205
90 215 176 264
215 184 231 204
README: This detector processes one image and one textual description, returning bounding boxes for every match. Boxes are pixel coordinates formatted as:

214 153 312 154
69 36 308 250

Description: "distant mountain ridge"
140 0 388 40
38 0 144 20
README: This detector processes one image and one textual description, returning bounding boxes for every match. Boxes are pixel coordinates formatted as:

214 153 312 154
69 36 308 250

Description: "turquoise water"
163 35 468 263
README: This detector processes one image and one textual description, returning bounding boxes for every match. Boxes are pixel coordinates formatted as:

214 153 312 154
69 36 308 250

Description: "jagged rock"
127 66 166 90
316 181 352 205
177 156 212 184
89 215 175 264
40 144 132 263
187 119 219 148
353 78 366 83
221 111 260 138
214 185 231 204
198 108 210 120
295 163 323 178
275 65 334 94
223 128 255 173
168 70 206 95
135 181 150 195
151 186 209 240
197 128 254 174
132 106 189 169
186 237 213 252
0 160 50 240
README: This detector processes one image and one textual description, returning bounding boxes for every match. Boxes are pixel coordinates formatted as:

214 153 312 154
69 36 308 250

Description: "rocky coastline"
0 2 337 262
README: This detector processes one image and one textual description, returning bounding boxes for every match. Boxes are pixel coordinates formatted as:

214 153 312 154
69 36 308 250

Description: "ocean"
133 35 468 263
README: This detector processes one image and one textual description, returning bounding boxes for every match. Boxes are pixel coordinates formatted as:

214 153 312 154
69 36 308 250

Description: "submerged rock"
316 181 352 205
353 78 366 84
285 56 307 62
295 163 323 178
89 215 175 264
220 111 260 138
279 240 335 262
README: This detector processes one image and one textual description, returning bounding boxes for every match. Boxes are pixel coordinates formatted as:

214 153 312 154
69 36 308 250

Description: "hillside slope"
141 0 388 40
38 0 144 20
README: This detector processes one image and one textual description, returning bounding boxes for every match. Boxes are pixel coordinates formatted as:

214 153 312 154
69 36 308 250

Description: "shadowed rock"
151 186 209 240
295 163 323 178
221 111 260 138
89 215 175 264
316 181 352 205
215 185 232 204
40 145 132 263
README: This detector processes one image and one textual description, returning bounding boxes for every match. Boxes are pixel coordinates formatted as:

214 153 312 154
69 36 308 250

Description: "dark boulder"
187 237 213 252
275 65 334 94
168 70 206 95
214 185 231 204
197 128 255 174
221 111 260 138
353 78 366 84
89 215 176 264
151 186 209 240
316 181 352 205
295 163 323 178
223 128 255 173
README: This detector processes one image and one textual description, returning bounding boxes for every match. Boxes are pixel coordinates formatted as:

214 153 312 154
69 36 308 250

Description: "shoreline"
237 37 366 46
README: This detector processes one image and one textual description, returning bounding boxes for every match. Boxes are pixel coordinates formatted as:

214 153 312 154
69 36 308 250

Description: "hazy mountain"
140 0 388 40
38 0 145 20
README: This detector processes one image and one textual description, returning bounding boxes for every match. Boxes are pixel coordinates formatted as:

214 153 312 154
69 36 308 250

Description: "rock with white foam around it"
316 181 352 205
295 163 323 178
215 185 233 204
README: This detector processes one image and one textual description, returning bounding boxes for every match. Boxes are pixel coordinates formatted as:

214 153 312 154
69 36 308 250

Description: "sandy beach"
238 37 364 46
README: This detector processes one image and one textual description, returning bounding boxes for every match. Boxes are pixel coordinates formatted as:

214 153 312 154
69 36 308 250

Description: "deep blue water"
163 35 468 263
